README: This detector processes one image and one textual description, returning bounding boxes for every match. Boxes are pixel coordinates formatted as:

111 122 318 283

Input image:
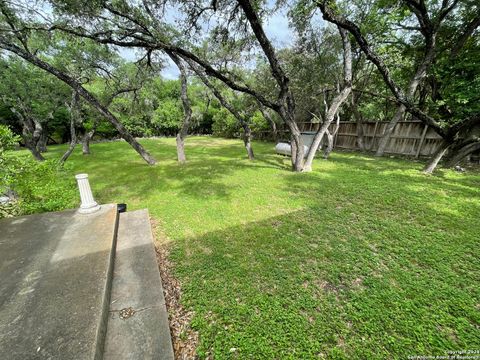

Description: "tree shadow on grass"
50 138 295 204
319 152 480 196
254 153 291 170
170 202 479 359
61 156 283 205
282 156 480 234
44 141 236 200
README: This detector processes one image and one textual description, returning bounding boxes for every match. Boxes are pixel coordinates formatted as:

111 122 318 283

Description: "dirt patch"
315 280 345 294
151 218 199 359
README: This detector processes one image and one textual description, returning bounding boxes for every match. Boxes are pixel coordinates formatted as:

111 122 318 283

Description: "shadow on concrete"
0 205 117 360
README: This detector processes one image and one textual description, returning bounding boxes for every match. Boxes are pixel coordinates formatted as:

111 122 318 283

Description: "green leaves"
0 125 20 152
0 137 76 219
152 98 184 135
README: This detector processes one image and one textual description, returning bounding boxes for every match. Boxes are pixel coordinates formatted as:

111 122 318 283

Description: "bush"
0 124 21 193
12 159 77 215
0 125 21 218
212 108 240 138
0 124 77 218
250 110 270 133
151 99 183 136
120 114 154 138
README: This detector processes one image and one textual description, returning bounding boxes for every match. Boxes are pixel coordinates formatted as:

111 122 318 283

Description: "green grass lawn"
43 137 479 359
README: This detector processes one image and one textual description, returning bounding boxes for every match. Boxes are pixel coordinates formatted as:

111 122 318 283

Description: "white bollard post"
75 174 101 214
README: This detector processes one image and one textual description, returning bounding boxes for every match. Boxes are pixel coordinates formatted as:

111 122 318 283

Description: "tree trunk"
168 52 192 164
356 119 365 151
10 106 45 161
323 129 334 159
375 38 436 156
303 124 329 172
82 135 90 155
259 105 278 142
60 91 80 165
351 93 365 151
318 2 451 139
323 114 340 159
236 0 302 169
281 110 303 171
59 125 77 164
24 138 45 161
37 131 48 153
377 39 435 152
184 57 255 160
423 141 451 174
175 135 186 163
1 42 156 165
31 117 44 152
450 15 480 59
445 141 480 167
376 104 406 156
82 130 94 155
304 27 352 172
243 124 255 160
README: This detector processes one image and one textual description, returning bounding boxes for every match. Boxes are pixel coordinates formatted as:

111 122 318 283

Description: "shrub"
12 159 77 215
151 99 183 136
0 124 77 218
212 108 240 138
0 124 21 193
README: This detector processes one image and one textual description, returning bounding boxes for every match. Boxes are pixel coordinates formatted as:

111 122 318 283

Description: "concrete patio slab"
0 204 118 360
103 209 174 360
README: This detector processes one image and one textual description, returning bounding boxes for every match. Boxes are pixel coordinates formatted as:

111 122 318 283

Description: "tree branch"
450 14 480 58
317 0 446 137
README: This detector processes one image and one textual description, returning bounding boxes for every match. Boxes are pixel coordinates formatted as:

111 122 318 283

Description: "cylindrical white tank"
275 143 309 158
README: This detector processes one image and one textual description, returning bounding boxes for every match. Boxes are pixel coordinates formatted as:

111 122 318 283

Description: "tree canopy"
0 0 478 172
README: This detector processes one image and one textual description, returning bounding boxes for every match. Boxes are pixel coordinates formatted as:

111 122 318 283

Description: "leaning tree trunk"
59 91 80 165
376 36 436 157
423 141 451 174
22 130 45 161
323 114 340 159
1 42 156 165
375 104 406 156
259 104 278 142
59 125 77 164
168 52 192 164
445 141 480 167
24 135 45 161
303 96 347 171
37 131 48 153
183 56 255 160
303 27 352 172
11 107 45 161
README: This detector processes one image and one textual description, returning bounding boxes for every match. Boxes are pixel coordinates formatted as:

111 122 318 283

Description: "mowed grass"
43 137 479 359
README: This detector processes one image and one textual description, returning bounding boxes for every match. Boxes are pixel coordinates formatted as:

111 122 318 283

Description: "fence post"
415 124 429 158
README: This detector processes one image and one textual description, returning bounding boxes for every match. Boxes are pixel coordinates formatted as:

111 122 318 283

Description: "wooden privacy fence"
331 121 443 157
256 120 444 157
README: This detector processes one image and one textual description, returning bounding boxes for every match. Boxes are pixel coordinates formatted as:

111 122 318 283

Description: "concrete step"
0 204 118 360
103 209 174 360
